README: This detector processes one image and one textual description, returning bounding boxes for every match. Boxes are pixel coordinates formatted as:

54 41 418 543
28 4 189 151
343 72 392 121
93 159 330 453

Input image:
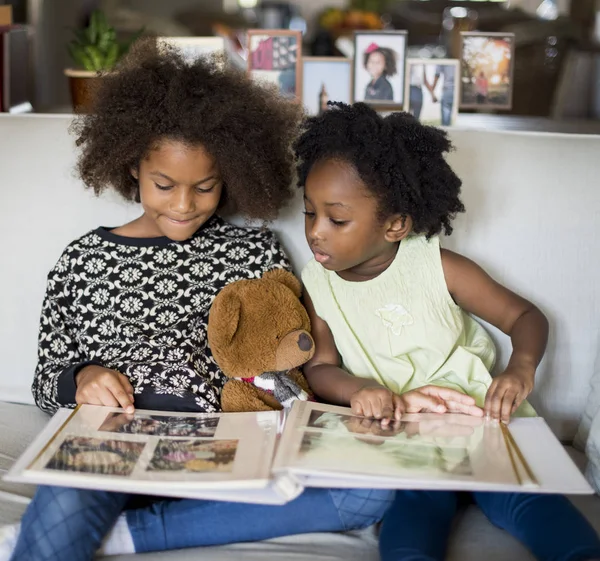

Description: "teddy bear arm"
221 379 283 412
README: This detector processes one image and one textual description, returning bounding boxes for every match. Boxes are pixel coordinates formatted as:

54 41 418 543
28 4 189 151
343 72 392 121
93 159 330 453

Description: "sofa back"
1 114 599 441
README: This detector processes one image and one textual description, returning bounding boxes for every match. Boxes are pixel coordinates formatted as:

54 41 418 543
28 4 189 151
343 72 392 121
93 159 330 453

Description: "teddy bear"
207 268 315 413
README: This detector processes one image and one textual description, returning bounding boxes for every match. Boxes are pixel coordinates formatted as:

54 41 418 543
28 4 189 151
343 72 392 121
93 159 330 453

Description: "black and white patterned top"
33 216 291 415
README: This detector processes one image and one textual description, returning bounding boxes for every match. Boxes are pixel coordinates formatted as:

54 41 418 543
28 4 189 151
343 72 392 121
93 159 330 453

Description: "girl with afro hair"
3 39 471 561
3 41 413 560
297 102 600 561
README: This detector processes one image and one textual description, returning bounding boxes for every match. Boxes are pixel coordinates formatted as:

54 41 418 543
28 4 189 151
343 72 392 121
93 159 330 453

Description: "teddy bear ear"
208 289 242 346
263 269 302 298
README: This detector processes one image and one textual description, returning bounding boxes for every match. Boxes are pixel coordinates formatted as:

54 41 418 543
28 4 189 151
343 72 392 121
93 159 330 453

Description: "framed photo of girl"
404 59 460 127
247 29 302 100
302 57 352 116
352 30 407 108
459 32 515 110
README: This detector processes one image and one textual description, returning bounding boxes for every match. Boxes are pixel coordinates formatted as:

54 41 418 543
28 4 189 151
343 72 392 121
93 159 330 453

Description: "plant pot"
64 69 102 113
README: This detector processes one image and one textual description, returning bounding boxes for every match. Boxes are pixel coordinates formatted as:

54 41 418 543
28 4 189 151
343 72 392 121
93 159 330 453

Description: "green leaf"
97 28 116 54
68 10 143 69
104 43 119 70
86 11 98 45
68 42 95 71
84 45 104 71
94 10 110 36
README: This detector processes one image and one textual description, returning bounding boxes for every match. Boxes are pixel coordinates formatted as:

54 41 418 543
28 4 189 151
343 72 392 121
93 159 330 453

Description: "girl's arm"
302 291 381 405
303 291 482 421
33 279 97 414
441 249 549 423
34 260 134 415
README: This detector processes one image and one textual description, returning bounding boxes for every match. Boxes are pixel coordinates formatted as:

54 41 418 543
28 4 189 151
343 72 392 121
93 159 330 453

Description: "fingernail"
436 405 445 413
126 405 134 414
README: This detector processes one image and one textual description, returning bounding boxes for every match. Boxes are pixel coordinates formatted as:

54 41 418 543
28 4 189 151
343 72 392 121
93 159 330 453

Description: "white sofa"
1 114 599 560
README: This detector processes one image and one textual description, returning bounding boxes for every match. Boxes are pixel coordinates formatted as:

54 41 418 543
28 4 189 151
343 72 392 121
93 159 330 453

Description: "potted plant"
65 10 143 112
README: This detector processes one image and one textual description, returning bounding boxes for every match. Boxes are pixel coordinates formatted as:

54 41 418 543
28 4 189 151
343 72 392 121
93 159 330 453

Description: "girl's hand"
402 385 483 418
350 386 403 423
484 366 534 423
75 365 135 413
350 384 483 426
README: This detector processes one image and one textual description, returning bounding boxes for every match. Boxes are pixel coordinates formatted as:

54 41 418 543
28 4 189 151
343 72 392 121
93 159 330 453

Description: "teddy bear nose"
298 332 313 351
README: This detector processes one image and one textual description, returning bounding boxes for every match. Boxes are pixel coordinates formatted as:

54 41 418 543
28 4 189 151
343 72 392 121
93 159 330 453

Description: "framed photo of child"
302 57 352 116
404 59 460 127
459 32 515 110
247 29 302 100
352 30 407 108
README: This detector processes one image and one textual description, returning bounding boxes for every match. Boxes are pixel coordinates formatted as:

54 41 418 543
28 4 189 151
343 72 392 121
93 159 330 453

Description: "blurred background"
2 0 600 131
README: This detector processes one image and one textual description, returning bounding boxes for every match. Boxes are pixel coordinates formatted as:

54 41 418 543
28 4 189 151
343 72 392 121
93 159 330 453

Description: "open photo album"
5 401 592 505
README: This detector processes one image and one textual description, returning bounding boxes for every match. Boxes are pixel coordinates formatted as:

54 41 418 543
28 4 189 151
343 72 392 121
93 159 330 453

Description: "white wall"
444 129 600 439
0 114 599 441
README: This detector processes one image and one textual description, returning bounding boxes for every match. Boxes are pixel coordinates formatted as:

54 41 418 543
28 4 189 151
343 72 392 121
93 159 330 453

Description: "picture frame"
302 57 352 116
459 32 515 110
352 30 407 108
247 29 302 100
158 37 226 63
404 59 460 127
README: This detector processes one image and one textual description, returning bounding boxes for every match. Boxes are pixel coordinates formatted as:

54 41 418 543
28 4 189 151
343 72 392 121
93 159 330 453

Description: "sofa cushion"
574 332 600 453
1 401 599 561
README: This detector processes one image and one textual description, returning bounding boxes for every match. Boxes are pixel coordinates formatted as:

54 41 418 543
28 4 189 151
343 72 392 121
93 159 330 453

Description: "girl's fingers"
488 386 508 421
420 385 476 405
444 400 484 417
361 399 374 419
403 391 447 414
484 381 506 418
500 391 517 424
484 381 499 417
109 384 135 413
77 393 103 406
95 387 121 408
379 395 395 422
351 401 364 417
118 373 135 398
392 394 406 421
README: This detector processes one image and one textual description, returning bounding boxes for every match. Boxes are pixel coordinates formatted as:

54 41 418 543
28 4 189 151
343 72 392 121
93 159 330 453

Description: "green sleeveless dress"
301 235 535 417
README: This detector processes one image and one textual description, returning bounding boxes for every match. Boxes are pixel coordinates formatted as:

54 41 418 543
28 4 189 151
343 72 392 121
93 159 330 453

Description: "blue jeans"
379 490 600 561
409 85 423 120
11 485 394 560
440 91 453 127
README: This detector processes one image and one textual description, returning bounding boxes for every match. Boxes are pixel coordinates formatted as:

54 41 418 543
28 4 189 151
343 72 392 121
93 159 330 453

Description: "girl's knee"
28 486 127 523
329 488 395 530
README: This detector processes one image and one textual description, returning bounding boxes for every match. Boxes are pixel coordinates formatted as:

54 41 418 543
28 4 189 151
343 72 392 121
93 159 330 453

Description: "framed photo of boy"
302 57 351 116
247 29 302 100
404 59 460 127
459 32 515 110
352 31 407 108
